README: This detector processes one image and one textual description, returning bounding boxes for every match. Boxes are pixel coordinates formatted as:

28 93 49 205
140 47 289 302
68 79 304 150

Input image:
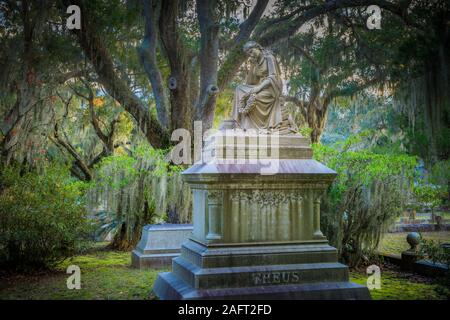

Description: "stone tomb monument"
153 41 370 300
132 224 193 269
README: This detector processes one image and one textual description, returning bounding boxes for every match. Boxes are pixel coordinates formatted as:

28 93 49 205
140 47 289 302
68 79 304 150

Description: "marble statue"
231 41 297 134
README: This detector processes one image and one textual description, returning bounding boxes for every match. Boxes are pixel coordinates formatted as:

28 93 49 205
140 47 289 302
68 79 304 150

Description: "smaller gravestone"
132 224 193 269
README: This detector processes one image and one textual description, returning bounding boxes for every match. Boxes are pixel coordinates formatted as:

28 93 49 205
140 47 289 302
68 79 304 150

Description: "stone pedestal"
132 224 193 269
401 251 420 271
153 130 370 299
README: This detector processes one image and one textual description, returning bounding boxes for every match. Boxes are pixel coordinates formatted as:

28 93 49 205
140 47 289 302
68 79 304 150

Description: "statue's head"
243 41 263 63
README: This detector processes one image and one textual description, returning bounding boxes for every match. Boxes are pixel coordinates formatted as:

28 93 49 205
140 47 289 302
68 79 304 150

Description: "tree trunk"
159 0 194 132
305 98 329 143
195 0 220 130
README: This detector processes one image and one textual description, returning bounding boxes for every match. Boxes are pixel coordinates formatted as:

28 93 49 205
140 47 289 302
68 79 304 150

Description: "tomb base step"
153 272 371 300
153 240 370 300
131 250 177 269
172 256 349 289
181 239 338 268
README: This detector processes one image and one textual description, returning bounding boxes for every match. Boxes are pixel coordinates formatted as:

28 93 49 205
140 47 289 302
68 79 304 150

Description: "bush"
419 238 450 299
88 146 190 250
0 165 92 272
413 184 446 212
313 137 417 266
420 238 450 267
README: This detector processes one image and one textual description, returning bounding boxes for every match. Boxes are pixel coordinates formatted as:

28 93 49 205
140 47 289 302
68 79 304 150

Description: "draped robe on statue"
232 51 283 130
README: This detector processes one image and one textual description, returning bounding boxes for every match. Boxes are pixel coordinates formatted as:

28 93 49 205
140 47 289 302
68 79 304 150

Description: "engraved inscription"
252 271 300 285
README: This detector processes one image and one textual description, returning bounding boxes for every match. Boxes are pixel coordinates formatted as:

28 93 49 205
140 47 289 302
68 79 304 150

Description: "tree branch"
139 0 169 128
323 77 380 106
257 0 419 47
52 123 93 181
234 0 269 45
85 86 109 147
61 0 169 149
290 43 321 70
217 0 269 91
88 148 108 168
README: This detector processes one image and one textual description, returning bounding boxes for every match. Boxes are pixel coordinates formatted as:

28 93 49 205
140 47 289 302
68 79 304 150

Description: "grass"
350 269 446 300
378 231 450 256
0 243 447 300
0 244 167 300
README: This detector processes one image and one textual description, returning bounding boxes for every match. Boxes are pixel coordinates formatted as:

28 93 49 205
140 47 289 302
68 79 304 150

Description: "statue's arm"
249 78 271 94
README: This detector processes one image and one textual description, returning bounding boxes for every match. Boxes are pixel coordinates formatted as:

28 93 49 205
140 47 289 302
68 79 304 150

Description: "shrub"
420 238 450 299
313 138 417 266
413 184 446 214
0 165 92 272
420 238 450 267
88 146 190 250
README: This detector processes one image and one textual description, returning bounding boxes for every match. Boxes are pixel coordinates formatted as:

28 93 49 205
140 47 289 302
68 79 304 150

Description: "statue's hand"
239 106 248 114
239 93 256 115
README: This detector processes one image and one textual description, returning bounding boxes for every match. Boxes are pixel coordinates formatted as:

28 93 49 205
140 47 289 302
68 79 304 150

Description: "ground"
0 243 447 300
378 231 450 255
350 268 446 300
0 244 162 300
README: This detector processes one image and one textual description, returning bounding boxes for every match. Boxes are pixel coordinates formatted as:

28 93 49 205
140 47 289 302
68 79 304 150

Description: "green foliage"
350 270 445 300
413 184 445 211
0 165 92 272
420 236 450 299
420 238 450 268
321 95 407 153
299 126 313 138
214 89 234 128
89 145 190 250
313 137 418 266
430 160 450 188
